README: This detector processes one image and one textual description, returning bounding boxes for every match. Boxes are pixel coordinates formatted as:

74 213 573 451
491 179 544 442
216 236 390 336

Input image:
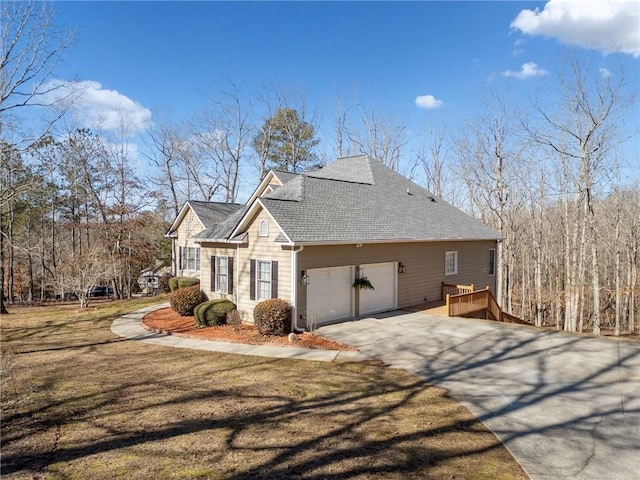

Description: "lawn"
1 297 526 479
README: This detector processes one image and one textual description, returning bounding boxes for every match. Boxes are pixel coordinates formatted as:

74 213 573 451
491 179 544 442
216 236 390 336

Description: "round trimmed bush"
168 276 200 292
253 298 292 336
170 284 205 316
178 277 200 289
194 299 236 327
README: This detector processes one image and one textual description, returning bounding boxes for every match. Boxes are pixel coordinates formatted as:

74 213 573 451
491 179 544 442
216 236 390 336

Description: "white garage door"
306 266 354 326
359 262 397 316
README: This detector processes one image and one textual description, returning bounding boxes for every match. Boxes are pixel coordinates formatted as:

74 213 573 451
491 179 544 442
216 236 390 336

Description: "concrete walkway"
316 310 640 480
110 304 368 363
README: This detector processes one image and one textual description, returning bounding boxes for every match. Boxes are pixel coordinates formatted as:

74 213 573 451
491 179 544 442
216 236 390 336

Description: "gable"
166 202 205 238
167 201 243 238
245 170 301 206
231 201 292 247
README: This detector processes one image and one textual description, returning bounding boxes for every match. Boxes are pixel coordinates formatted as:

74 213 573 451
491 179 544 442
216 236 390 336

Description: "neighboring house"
166 155 501 330
137 263 172 293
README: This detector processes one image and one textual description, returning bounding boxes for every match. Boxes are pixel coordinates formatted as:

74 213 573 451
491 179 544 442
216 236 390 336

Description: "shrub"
253 298 292 336
170 285 205 316
194 299 236 327
178 277 200 289
226 309 244 327
168 276 200 292
159 274 173 294
193 302 207 321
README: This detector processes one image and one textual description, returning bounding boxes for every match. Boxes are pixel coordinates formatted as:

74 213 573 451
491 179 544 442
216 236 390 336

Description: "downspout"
236 243 240 307
291 245 304 332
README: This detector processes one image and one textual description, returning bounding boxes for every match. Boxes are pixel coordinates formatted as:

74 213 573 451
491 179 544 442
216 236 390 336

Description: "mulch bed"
142 307 358 351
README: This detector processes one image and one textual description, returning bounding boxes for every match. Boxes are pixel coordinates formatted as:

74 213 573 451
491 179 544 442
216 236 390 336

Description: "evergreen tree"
252 108 320 174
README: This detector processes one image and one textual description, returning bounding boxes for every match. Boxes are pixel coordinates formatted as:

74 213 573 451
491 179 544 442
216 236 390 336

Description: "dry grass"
1 297 527 479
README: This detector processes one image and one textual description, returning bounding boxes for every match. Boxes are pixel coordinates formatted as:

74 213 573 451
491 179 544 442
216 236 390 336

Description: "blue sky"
44 0 639 197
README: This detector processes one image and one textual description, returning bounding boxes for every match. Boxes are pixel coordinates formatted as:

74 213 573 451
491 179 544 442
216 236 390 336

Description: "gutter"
291 245 304 333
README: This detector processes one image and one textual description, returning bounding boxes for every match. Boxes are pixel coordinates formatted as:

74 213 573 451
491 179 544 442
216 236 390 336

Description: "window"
259 219 269 237
180 246 200 271
489 248 496 276
211 256 233 294
445 251 458 276
258 261 271 300
250 259 278 300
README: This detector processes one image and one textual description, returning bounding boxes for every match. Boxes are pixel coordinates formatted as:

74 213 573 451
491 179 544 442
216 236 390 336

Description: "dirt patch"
142 306 358 351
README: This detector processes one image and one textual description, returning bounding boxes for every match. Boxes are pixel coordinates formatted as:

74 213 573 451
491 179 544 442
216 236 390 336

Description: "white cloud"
511 0 640 57
599 67 612 78
415 95 443 110
46 79 152 134
502 62 548 79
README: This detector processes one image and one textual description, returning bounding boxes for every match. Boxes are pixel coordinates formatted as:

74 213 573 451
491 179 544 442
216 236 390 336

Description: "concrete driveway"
317 311 640 480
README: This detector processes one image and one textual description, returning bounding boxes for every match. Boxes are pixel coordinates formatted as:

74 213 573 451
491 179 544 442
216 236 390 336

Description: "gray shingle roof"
260 156 501 243
306 155 375 185
189 201 244 229
192 205 248 241
272 170 299 185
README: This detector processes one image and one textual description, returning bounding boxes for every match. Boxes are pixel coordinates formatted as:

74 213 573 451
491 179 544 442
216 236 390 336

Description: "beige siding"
235 210 292 322
174 208 205 279
297 240 497 320
199 244 237 302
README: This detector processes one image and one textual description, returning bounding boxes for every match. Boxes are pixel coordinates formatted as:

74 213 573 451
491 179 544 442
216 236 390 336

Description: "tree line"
1 1 638 335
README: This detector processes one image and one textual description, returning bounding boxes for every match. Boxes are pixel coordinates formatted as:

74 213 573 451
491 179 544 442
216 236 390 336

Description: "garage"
306 266 355 326
359 262 397 316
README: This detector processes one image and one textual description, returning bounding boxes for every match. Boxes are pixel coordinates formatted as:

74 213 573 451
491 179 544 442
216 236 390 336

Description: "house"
137 263 172 294
166 155 501 330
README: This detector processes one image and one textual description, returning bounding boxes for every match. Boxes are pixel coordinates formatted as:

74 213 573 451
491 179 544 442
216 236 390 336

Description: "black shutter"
228 257 234 295
271 261 278 298
178 246 183 270
211 256 216 292
250 259 256 300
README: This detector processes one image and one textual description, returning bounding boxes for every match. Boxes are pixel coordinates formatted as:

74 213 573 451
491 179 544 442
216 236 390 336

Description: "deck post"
445 294 450 316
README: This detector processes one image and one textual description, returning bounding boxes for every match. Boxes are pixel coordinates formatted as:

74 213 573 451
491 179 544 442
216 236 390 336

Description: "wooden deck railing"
445 286 531 326
442 282 475 298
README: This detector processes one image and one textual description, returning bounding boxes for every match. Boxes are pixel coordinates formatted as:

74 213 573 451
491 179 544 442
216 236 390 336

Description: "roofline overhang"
245 170 285 206
193 238 231 244
290 237 502 246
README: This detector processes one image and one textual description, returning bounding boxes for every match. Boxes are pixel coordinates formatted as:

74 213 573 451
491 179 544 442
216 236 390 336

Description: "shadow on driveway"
317 311 640 480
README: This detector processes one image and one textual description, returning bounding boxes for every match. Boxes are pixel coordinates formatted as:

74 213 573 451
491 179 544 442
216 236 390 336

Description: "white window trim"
182 246 201 272
445 251 458 276
215 255 230 294
489 248 496 277
256 259 272 301
258 219 269 237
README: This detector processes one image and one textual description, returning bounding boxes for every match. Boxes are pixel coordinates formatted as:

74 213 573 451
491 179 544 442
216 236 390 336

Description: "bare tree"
345 105 409 172
191 83 251 203
0 1 74 149
411 124 465 207
455 89 524 310
1 1 73 314
55 241 111 309
144 120 184 217
525 55 634 334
